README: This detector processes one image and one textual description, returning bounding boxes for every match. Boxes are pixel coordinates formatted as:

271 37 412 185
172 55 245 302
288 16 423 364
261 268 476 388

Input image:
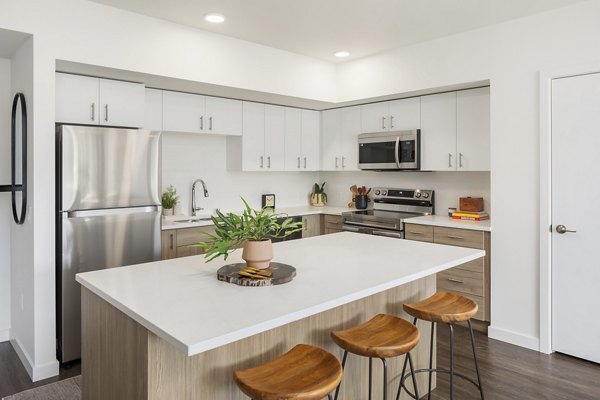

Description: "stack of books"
451 210 489 221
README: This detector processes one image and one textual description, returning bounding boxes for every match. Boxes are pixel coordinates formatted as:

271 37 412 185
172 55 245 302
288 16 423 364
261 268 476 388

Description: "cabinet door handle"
448 278 465 284
297 157 301 168
169 233 174 250
91 103 95 121
459 152 464 168
267 156 271 168
447 235 465 240
303 217 307 231
335 157 339 168
209 116 213 130
342 157 346 168
390 115 394 129
260 156 264 168
304 157 307 169
104 104 109 122
200 116 204 130
382 116 386 129
448 153 453 168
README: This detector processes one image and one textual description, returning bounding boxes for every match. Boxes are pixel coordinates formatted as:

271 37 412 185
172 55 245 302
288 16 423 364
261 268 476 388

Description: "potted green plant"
161 185 179 216
310 182 327 207
200 198 303 269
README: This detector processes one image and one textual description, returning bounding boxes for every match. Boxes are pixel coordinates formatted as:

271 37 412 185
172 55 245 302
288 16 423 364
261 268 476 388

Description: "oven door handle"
343 220 400 230
394 136 401 168
373 230 403 239
342 225 361 232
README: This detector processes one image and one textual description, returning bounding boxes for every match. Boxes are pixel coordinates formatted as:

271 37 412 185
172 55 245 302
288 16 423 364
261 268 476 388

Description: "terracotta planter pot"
310 193 326 207
242 239 273 269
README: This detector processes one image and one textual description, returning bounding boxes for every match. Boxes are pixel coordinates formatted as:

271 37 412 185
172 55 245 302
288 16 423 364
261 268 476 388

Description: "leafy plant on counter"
161 185 179 209
198 197 304 262
311 182 327 202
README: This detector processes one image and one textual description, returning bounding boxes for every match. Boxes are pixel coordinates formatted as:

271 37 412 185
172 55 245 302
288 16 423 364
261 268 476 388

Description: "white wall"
321 171 490 214
0 0 337 380
0 57 11 342
337 0 600 350
162 133 320 213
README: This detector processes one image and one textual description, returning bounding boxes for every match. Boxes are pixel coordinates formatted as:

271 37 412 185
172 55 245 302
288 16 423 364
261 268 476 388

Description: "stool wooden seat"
403 291 478 324
233 344 342 400
401 291 484 400
330 314 420 400
331 314 419 358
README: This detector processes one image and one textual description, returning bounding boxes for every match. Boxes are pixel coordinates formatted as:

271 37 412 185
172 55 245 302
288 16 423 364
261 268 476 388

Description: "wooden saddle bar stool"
233 344 343 400
401 291 485 400
330 314 420 400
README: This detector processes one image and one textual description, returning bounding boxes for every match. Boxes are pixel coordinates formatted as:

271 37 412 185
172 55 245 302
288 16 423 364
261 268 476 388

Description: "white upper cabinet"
361 97 420 133
321 109 341 171
321 106 360 171
162 91 205 134
284 107 302 171
264 105 286 171
240 101 265 171
456 87 490 171
144 88 163 131
420 92 457 171
56 73 145 127
98 78 145 127
301 110 320 171
204 96 243 136
388 97 421 131
162 91 242 135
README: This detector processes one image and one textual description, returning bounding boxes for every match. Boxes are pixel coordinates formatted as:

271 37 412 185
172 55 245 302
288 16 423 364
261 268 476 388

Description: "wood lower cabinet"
322 214 342 234
161 225 216 260
302 214 321 238
405 223 491 322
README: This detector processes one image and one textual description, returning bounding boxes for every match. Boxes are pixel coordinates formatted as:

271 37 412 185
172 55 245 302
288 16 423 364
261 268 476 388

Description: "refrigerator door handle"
66 205 159 218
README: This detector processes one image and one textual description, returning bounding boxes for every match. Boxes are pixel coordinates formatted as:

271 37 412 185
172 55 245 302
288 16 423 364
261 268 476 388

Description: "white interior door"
551 72 600 363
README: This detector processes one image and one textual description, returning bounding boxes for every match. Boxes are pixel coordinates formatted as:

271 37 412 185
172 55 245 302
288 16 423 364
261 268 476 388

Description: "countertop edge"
405 215 492 232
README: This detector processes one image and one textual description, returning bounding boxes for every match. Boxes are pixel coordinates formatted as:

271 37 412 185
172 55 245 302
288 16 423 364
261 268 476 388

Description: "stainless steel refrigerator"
56 125 161 363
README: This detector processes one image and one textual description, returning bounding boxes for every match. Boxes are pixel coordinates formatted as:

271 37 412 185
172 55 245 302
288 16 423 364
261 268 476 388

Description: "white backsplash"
320 170 491 216
162 132 491 217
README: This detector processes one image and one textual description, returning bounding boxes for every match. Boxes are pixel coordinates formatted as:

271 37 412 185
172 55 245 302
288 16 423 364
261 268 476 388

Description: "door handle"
556 225 576 234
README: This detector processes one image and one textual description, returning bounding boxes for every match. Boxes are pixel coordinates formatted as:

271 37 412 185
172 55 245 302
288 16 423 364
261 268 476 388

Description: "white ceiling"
90 0 585 62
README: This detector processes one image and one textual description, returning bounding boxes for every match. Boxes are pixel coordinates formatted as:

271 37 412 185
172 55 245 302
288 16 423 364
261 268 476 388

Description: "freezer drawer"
58 207 160 363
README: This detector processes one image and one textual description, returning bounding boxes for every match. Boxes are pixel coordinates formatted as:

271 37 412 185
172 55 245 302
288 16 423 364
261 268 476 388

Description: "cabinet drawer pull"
447 235 465 240
447 278 465 284
409 231 425 235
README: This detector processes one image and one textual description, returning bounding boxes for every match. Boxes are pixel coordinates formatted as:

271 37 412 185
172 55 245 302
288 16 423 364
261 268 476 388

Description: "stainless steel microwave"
358 129 421 170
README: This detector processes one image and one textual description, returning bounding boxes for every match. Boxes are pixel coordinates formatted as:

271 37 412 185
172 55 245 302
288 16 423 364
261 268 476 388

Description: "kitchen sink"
172 217 213 223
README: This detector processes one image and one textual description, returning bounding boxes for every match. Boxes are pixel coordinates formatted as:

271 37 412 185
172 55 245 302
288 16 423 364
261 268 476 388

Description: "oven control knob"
415 192 421 198
381 191 387 196
374 190 380 195
423 193 430 199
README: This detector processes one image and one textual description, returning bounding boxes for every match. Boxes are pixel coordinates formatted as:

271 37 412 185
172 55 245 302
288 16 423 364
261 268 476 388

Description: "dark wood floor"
0 342 80 398
0 327 598 399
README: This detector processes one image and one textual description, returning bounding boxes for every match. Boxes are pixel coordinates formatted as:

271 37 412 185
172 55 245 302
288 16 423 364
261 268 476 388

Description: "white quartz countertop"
161 205 350 230
406 215 492 232
76 232 484 357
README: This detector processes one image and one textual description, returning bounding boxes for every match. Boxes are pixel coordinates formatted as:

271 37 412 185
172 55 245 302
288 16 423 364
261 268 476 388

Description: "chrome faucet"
191 179 209 216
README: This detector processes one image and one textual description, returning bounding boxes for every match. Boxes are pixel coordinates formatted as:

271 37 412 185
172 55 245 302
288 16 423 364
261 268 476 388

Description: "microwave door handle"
394 137 401 168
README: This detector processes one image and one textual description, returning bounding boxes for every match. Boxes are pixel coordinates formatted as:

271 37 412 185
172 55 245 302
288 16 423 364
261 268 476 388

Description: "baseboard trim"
488 325 540 351
0 328 9 342
10 337 59 382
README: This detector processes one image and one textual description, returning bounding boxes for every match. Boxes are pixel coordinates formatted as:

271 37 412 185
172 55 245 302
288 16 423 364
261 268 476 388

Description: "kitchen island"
76 232 484 400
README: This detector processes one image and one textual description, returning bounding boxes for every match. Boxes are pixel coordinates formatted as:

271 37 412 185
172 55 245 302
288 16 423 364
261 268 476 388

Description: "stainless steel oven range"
342 187 434 239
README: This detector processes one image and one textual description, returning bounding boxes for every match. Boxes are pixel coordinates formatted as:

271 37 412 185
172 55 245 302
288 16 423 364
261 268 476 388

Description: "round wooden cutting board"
217 262 296 287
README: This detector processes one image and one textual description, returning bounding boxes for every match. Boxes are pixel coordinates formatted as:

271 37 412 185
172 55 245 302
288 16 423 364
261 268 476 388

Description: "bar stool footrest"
399 368 483 399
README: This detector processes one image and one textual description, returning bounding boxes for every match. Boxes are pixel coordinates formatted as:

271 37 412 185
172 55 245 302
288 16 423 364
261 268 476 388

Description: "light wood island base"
82 276 436 400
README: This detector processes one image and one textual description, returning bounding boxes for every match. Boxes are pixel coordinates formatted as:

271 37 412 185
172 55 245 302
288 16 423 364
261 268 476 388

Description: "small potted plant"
199 198 303 269
310 182 327 207
161 185 179 216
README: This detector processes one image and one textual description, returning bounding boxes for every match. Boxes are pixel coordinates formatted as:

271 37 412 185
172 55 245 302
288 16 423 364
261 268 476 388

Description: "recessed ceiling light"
334 51 350 58
204 13 225 23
